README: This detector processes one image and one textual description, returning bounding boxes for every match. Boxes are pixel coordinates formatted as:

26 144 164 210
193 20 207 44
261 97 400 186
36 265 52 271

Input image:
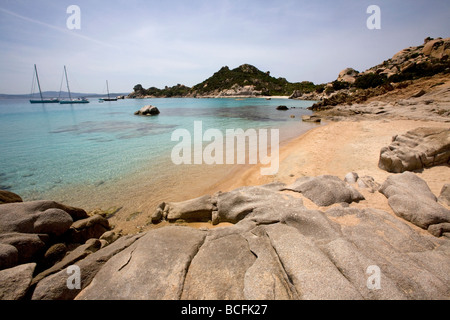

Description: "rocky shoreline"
1 37 450 300
0 122 449 299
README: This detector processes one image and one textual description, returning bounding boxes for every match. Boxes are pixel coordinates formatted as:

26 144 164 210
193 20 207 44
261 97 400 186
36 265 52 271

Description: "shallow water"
0 97 316 212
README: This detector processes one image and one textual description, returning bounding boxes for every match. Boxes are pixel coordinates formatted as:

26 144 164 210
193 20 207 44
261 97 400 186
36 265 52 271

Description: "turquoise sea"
0 97 317 207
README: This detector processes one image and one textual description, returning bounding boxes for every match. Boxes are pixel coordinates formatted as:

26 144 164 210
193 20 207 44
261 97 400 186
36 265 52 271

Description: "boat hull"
30 99 60 104
59 100 89 104
99 98 117 101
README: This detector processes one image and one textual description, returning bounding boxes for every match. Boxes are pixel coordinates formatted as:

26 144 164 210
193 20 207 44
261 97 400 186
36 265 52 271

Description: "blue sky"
0 0 449 94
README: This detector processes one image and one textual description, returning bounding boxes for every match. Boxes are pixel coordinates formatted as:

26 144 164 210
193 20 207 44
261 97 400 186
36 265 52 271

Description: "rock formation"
73 174 449 300
378 127 450 173
337 68 359 84
1 171 449 300
0 190 23 204
282 175 365 206
293 37 450 110
134 105 160 116
379 172 450 230
0 199 120 299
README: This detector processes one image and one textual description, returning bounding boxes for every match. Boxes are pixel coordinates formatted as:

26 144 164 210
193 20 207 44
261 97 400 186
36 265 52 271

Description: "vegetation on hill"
190 64 319 96
129 64 322 98
132 83 190 98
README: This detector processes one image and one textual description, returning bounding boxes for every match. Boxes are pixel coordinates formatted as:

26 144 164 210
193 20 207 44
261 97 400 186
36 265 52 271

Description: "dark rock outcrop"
0 190 23 204
378 127 450 173
134 105 160 116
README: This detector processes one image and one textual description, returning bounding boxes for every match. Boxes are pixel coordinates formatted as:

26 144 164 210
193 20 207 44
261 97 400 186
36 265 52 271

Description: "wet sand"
40 118 321 234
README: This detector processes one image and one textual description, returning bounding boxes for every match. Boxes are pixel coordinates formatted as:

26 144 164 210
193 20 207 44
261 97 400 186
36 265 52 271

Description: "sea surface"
0 97 317 204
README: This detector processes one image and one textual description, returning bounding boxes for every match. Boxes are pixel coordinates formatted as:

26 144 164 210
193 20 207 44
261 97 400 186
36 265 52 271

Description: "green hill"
129 64 322 98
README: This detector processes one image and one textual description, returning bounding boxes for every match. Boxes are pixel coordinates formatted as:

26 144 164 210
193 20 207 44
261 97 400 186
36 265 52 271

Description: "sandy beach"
215 119 450 217
98 117 448 234
221 119 449 194
32 74 450 236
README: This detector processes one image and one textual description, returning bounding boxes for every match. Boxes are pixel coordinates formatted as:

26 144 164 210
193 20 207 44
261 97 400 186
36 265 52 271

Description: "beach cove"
0 97 320 233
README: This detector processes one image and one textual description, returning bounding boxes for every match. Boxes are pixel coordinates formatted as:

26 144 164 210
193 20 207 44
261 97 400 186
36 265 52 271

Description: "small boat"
59 65 89 104
60 97 89 104
99 80 117 102
29 64 60 103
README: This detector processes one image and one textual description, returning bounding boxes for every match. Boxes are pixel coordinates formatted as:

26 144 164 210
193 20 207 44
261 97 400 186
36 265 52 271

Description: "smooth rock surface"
379 172 450 229
0 263 36 300
378 127 450 173
0 200 87 236
75 227 205 300
70 178 450 300
283 175 365 206
438 184 450 206
0 190 23 204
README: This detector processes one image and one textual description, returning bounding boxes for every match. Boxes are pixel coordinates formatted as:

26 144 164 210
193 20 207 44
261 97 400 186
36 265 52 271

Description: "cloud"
0 6 117 48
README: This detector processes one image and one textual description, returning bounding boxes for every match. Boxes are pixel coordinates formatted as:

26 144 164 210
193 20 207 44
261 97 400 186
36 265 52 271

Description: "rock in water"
134 105 160 116
378 127 450 173
301 115 321 123
276 105 289 111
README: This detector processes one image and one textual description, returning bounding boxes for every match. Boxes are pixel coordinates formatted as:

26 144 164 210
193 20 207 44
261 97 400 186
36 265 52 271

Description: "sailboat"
99 80 117 102
59 65 89 104
29 64 60 103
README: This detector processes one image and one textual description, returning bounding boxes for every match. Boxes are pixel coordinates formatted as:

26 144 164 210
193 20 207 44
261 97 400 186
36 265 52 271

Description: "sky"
0 0 449 94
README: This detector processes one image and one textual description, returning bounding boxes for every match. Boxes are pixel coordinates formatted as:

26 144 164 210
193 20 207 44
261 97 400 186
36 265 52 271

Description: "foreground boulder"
74 185 450 300
0 263 36 300
282 175 365 206
32 234 142 300
0 190 23 204
152 183 301 225
439 184 450 206
379 172 450 229
4 175 450 300
75 227 205 300
378 127 450 173
0 201 74 236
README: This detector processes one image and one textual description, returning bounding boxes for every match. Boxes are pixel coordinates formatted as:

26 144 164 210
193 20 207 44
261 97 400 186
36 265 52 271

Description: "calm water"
0 97 315 201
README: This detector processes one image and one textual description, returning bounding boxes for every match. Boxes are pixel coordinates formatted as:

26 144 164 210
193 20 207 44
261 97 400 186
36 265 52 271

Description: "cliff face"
295 37 450 109
128 37 449 101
